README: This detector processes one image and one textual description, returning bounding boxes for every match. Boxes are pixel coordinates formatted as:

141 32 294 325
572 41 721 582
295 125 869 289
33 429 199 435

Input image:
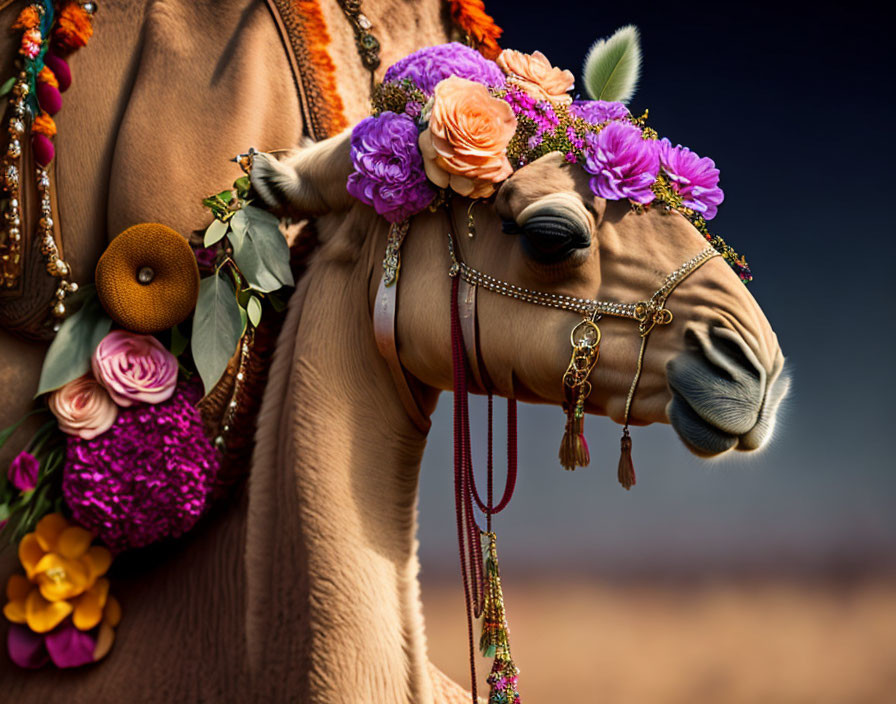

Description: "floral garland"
350 42 752 282
0 1 96 326
1 167 293 668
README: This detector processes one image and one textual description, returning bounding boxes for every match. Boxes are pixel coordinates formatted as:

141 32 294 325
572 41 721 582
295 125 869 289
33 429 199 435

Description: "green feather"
582 25 642 104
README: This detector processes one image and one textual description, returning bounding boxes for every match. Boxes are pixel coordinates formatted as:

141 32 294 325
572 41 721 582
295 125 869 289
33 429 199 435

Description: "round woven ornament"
95 223 199 333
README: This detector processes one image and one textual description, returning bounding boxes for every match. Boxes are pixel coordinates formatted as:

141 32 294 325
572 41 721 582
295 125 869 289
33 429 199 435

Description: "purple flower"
8 451 39 492
383 42 505 94
62 379 219 553
570 99 630 125
503 88 558 134
656 138 724 219
346 112 435 223
582 122 659 204
7 621 96 669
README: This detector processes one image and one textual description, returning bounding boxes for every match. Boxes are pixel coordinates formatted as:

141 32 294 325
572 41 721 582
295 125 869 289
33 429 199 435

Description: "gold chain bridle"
438 213 720 486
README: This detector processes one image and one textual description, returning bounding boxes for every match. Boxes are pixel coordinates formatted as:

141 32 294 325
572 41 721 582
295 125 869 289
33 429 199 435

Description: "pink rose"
418 76 517 198
48 375 118 440
92 331 178 407
496 49 575 105
8 451 40 492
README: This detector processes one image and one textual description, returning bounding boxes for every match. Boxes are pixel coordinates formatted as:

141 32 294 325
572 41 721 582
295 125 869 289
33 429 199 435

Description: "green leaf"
239 304 248 337
0 76 15 97
234 176 251 199
582 25 642 104
191 273 243 395
170 323 189 357
203 218 229 247
229 208 248 248
247 295 262 327
0 409 45 452
267 291 287 313
231 205 294 293
36 288 113 397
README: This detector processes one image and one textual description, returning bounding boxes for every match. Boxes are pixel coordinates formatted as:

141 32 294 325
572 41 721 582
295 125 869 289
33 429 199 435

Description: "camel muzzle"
666 325 790 456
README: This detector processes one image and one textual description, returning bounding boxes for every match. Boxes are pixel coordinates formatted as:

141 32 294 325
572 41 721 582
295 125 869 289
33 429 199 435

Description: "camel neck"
246 241 438 702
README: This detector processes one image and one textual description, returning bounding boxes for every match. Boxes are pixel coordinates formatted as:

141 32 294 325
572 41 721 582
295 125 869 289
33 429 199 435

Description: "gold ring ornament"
95 223 200 333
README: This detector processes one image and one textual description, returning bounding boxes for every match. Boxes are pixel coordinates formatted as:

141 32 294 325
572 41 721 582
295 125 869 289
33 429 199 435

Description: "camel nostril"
667 327 776 446
518 214 590 263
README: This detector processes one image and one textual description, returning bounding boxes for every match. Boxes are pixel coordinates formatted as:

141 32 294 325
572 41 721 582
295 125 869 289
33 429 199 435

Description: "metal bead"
7 140 20 158
10 120 24 136
54 260 69 277
136 266 155 284
9 198 18 210
40 216 53 230
52 301 66 318
82 2 97 13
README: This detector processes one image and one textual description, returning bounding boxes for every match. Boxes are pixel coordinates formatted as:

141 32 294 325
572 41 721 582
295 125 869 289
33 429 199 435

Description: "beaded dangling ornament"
558 316 601 470
480 530 521 704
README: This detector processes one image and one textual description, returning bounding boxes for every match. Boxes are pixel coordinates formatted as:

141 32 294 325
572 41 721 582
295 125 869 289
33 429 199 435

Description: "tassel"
479 531 522 703
617 427 636 490
558 399 590 471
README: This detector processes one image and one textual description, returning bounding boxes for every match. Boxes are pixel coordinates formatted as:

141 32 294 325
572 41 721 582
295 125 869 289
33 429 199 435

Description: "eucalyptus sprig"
194 176 293 395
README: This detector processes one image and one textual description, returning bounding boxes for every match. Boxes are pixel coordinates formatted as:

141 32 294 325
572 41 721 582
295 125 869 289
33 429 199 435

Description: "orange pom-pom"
448 0 503 60
52 3 94 52
32 112 57 138
12 6 42 30
95 224 200 333
37 66 59 89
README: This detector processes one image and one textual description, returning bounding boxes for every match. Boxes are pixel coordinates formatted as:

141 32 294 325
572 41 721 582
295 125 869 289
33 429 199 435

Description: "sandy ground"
422 578 896 704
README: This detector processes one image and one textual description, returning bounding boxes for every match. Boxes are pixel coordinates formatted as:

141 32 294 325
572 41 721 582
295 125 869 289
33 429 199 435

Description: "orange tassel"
12 7 42 30
617 428 635 490
32 112 57 138
52 3 94 52
38 66 59 89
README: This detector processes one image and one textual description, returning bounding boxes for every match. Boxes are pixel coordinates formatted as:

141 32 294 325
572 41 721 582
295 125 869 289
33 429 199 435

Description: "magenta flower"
656 138 724 219
7 621 97 669
346 112 435 223
62 380 219 552
582 122 659 204
570 99 630 125
382 42 505 94
8 451 39 492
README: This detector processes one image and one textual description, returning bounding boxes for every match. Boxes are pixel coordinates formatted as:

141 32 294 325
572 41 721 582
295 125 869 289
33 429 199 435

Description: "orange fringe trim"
448 0 503 60
38 66 58 89
53 2 93 52
32 112 57 138
12 6 41 30
292 0 347 136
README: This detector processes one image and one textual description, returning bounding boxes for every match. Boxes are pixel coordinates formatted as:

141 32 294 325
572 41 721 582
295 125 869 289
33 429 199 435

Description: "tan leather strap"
373 275 431 434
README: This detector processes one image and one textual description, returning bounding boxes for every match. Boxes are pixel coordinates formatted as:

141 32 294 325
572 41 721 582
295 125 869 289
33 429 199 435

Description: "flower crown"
346 42 751 282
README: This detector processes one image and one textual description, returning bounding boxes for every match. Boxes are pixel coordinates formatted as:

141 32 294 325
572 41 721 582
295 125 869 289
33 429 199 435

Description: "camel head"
250 41 788 460
251 129 788 459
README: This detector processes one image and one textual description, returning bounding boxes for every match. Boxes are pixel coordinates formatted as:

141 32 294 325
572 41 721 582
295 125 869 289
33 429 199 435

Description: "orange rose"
418 76 516 198
496 49 574 105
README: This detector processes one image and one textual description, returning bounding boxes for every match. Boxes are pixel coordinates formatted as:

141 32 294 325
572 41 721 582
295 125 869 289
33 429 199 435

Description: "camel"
0 2 790 701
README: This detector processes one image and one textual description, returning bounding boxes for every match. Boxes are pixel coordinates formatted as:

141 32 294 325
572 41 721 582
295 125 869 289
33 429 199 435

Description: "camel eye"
514 212 591 264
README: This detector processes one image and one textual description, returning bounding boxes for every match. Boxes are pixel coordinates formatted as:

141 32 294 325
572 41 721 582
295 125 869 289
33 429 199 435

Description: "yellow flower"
3 513 118 636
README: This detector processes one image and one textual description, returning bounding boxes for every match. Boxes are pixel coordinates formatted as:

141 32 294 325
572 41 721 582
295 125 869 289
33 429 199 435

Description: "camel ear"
250 129 354 218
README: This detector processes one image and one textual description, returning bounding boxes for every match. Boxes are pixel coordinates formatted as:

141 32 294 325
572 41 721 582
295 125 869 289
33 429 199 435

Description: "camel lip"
666 390 740 458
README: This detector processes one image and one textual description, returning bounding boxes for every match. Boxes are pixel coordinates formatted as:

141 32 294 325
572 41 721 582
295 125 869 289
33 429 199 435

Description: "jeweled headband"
346 32 752 282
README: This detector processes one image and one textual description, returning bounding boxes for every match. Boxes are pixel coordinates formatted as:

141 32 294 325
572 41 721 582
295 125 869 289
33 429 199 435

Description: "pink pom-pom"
36 82 62 115
32 133 55 167
44 53 72 92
